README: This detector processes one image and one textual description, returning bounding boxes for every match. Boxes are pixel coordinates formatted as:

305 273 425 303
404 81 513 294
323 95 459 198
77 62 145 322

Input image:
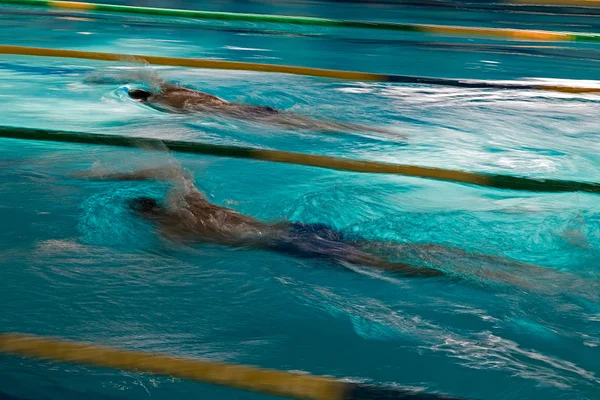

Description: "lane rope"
1 126 599 194
1 45 600 94
0 0 600 42
0 333 464 400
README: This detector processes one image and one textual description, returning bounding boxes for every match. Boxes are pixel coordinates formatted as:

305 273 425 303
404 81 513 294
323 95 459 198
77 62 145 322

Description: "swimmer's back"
159 86 229 109
152 86 278 117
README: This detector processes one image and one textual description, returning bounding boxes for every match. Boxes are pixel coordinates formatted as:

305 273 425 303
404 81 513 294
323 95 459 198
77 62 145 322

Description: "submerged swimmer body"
128 86 399 136
85 166 441 278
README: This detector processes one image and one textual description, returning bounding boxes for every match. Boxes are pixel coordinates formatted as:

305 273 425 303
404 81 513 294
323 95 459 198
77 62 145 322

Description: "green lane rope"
1 0 600 42
0 333 465 400
1 126 598 194
2 45 600 94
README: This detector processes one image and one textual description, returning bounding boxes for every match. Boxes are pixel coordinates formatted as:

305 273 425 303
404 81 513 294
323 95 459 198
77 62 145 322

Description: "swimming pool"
1 1 599 400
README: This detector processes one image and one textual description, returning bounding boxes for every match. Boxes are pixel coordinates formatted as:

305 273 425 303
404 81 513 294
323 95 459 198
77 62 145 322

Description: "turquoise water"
1 1 600 400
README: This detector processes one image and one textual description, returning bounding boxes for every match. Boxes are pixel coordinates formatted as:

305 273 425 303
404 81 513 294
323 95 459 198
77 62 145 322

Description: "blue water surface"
0 1 599 400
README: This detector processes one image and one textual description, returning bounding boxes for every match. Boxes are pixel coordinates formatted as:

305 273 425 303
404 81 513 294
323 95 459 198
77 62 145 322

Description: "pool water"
1 1 600 400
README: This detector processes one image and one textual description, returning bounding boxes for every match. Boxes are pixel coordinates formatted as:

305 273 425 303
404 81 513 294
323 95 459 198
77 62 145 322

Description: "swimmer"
80 166 440 278
128 87 279 117
127 84 400 136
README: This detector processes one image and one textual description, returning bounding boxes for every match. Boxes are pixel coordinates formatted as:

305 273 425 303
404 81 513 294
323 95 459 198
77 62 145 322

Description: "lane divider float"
0 0 599 42
1 45 600 94
0 333 464 400
1 126 599 194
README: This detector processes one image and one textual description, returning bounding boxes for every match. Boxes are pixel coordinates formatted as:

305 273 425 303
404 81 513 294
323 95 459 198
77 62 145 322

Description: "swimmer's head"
128 196 166 218
128 88 152 102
